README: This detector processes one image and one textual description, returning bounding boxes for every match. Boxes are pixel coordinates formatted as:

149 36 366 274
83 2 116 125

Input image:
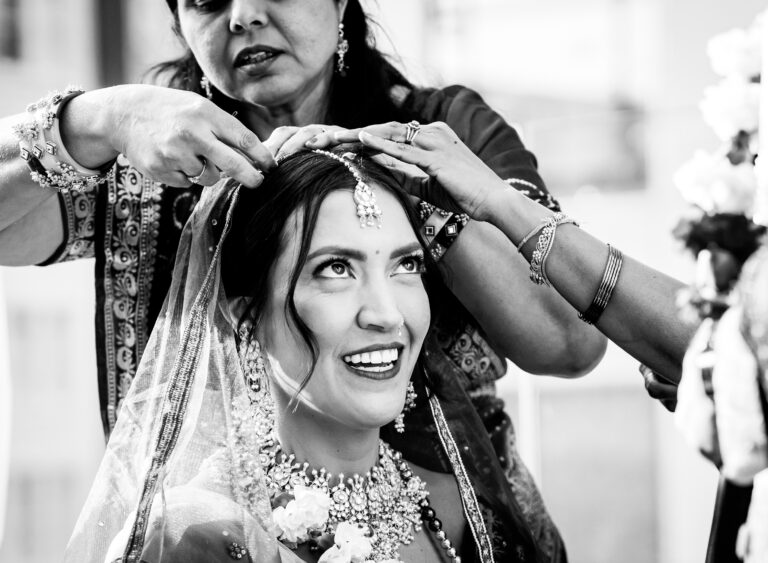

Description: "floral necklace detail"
233 335 461 563
259 434 428 562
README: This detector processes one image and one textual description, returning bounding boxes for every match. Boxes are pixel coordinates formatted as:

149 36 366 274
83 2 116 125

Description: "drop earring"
238 325 266 398
200 75 213 100
394 380 417 433
336 22 349 76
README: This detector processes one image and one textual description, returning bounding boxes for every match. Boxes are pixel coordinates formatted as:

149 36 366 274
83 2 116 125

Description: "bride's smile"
259 186 431 432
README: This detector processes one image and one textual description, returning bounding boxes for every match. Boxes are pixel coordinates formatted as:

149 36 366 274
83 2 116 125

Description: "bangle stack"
526 212 579 285
12 86 114 193
579 244 624 325
419 201 469 262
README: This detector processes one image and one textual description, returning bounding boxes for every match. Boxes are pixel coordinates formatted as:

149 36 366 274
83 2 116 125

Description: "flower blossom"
272 486 332 544
272 501 310 544
674 150 757 215
700 79 761 141
317 522 373 563
706 27 762 80
293 485 332 530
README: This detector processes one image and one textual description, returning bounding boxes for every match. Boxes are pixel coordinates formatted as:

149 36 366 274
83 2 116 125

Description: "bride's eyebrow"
306 243 423 262
306 246 365 261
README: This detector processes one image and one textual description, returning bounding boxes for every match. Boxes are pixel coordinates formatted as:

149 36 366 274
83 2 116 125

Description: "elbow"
516 330 608 378
559 332 608 377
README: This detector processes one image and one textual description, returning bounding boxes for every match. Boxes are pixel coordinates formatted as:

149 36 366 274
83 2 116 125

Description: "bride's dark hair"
221 145 436 395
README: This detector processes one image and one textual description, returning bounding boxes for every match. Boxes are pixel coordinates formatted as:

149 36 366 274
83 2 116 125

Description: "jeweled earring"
238 325 266 396
336 22 349 76
200 75 213 100
394 381 417 433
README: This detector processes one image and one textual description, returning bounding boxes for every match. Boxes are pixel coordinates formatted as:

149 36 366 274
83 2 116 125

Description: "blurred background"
0 0 765 561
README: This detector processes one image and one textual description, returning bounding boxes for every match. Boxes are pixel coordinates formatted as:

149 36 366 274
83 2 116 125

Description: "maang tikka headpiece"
312 149 382 228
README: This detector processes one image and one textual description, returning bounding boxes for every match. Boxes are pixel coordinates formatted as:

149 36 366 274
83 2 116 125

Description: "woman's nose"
229 0 268 33
356 283 404 333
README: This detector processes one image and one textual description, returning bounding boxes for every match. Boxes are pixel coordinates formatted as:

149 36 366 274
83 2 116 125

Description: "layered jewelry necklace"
259 435 427 561
233 333 462 562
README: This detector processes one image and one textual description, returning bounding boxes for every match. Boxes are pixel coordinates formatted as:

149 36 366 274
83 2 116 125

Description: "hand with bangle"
358 121 628 327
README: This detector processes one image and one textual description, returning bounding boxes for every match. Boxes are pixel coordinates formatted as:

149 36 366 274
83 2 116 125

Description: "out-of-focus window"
0 0 19 60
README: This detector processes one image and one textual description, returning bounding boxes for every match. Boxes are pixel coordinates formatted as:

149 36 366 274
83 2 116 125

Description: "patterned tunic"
42 85 566 561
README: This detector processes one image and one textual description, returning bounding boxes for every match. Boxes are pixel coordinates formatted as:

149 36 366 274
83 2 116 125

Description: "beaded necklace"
233 339 462 562
258 435 462 563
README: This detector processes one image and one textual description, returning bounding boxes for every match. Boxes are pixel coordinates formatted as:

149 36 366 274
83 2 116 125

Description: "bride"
65 145 541 563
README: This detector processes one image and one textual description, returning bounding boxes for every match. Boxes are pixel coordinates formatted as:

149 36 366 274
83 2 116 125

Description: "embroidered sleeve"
38 166 106 265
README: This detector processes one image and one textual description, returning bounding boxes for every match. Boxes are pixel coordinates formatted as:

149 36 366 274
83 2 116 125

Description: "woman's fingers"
262 126 300 157
639 363 678 412
204 140 266 188
358 130 429 169
369 153 431 199
212 112 276 171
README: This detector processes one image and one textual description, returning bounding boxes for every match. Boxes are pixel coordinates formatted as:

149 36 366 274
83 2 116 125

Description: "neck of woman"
273 401 381 480
239 67 334 139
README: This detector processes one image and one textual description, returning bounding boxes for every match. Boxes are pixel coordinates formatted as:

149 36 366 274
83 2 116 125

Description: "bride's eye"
315 257 353 279
394 254 425 275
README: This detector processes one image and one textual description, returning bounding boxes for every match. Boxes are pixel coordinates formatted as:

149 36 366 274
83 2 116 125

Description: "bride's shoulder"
107 487 281 563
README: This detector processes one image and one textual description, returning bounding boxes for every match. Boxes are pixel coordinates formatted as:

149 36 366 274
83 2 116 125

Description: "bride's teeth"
361 352 371 364
351 353 361 364
370 350 382 364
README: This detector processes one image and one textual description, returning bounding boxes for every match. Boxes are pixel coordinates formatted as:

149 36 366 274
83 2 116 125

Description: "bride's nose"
356 281 403 333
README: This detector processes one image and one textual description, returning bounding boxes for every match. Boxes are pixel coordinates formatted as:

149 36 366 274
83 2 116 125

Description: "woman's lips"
343 355 401 381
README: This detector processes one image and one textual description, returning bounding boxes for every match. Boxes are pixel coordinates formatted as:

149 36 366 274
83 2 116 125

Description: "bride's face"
260 186 430 430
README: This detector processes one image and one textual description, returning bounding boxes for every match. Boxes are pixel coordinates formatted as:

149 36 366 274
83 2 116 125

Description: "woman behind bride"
65 145 541 563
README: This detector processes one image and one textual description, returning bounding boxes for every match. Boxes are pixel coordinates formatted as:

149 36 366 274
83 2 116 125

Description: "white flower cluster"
317 522 376 563
272 485 331 543
675 15 763 215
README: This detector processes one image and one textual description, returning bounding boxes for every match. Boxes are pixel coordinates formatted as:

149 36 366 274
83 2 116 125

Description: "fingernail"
359 131 372 141
305 136 319 147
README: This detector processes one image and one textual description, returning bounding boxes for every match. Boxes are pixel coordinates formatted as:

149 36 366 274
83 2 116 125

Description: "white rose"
292 485 331 530
700 78 761 141
272 501 310 544
707 27 762 79
674 150 757 215
332 522 372 562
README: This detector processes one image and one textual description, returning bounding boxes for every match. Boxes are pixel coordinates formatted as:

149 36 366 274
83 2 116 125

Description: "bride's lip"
342 354 402 381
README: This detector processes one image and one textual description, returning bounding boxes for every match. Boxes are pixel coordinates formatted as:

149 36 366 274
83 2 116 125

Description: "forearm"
485 188 692 382
0 89 116 265
440 218 608 377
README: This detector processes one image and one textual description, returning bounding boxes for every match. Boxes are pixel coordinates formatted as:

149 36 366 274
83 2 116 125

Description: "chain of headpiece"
312 149 382 228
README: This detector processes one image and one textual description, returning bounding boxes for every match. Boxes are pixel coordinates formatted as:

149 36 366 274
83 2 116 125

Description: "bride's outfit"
65 184 545 563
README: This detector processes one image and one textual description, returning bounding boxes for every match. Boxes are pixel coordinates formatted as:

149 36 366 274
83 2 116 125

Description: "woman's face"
178 0 346 109
260 186 430 431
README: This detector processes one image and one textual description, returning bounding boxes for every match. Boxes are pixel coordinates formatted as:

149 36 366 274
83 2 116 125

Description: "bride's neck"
274 403 381 478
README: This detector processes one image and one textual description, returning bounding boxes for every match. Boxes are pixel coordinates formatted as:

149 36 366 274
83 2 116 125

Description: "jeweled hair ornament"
312 149 382 228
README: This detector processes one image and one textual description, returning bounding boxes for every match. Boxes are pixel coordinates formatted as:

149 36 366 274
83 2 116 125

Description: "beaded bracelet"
422 209 452 246
418 201 470 262
528 213 578 285
579 244 624 324
429 212 469 262
12 86 114 193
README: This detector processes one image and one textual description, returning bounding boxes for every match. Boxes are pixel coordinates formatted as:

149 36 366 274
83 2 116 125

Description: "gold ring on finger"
186 157 208 185
404 120 421 145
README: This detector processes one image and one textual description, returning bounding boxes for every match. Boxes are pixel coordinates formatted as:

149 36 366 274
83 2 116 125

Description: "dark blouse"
42 85 566 562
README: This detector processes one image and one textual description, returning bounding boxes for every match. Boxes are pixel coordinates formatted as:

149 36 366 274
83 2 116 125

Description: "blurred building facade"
0 0 765 562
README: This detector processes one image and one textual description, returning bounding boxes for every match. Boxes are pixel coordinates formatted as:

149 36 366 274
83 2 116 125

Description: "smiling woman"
65 146 542 563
